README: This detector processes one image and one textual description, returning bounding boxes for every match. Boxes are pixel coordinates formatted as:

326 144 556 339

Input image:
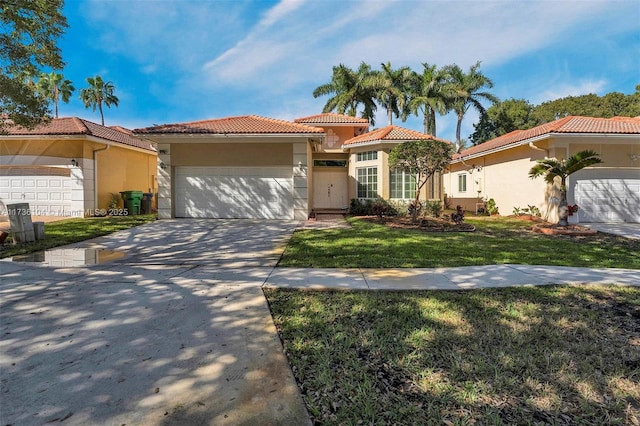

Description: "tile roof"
134 115 324 135
343 125 450 146
457 115 640 158
2 117 156 152
294 113 370 125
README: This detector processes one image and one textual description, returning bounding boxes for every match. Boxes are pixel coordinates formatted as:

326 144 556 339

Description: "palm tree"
37 71 74 118
79 75 119 125
407 63 451 136
370 62 413 125
313 62 378 125
529 150 603 226
444 61 498 150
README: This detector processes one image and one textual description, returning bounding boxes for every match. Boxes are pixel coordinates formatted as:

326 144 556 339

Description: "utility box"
120 191 143 215
7 203 35 243
141 192 154 214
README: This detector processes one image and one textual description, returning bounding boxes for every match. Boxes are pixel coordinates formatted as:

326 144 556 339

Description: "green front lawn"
265 285 640 425
0 214 157 258
279 217 640 269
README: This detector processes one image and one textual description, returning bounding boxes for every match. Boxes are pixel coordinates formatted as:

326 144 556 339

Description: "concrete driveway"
0 220 310 426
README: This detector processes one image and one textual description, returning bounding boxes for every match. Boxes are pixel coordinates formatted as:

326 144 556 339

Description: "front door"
313 170 348 209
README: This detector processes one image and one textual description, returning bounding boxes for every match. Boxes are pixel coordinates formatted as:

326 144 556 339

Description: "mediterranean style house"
443 116 640 223
134 113 447 220
0 117 157 217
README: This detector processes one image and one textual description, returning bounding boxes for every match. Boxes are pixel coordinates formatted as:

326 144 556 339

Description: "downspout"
93 144 110 209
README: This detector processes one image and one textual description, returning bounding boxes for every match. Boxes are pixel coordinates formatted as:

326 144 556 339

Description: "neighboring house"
135 113 448 220
443 116 640 223
0 117 158 217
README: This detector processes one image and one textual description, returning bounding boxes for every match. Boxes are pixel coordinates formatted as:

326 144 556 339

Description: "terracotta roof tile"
457 115 640 158
294 113 370 124
134 115 324 135
3 117 156 152
343 125 450 146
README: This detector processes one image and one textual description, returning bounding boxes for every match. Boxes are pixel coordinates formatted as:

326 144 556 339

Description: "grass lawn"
279 216 640 269
0 214 157 258
265 285 640 425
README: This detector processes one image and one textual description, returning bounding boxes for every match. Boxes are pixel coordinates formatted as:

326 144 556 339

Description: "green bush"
423 199 442 218
349 198 398 216
486 198 499 215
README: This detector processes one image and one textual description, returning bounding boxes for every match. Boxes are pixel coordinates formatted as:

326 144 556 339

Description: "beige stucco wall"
1 138 84 158
95 145 157 210
171 143 292 166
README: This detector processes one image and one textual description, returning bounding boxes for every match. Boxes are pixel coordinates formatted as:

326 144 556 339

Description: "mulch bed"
358 216 476 232
531 223 598 236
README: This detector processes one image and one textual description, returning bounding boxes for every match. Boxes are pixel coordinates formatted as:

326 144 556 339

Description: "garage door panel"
574 177 639 223
0 174 73 215
175 167 294 219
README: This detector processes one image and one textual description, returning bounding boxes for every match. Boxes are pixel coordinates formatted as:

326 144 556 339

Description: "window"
313 160 347 167
356 151 378 162
458 174 467 192
357 167 378 198
389 169 416 199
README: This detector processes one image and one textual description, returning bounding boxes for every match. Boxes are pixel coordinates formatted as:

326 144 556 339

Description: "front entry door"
313 170 348 209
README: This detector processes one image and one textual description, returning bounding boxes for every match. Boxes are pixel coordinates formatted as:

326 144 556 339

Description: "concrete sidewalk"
265 264 640 290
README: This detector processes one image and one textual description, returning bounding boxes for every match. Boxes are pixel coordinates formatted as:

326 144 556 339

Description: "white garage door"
574 178 640 223
174 166 294 219
0 168 73 215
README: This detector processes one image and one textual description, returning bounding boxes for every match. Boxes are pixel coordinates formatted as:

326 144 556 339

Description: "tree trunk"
557 180 569 226
455 115 463 152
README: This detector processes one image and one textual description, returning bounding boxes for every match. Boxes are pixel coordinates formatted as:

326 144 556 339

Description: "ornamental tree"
528 150 602 226
388 139 454 221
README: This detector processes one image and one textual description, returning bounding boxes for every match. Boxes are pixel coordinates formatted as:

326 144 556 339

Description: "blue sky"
58 0 639 142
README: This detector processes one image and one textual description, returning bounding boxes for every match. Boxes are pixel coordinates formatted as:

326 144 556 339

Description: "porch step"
310 208 347 219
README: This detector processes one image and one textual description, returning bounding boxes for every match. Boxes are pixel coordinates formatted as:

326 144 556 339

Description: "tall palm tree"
313 62 378 125
79 75 119 125
370 62 413 125
407 63 451 136
529 150 603 226
37 71 74 118
444 61 498 150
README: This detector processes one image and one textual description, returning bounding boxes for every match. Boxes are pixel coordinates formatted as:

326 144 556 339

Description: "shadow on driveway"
0 220 310 425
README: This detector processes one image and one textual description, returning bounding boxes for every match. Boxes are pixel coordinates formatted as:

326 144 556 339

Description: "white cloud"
535 79 609 104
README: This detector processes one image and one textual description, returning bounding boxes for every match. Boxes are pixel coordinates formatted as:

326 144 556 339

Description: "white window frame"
458 174 467 193
356 151 378 162
389 169 417 199
357 167 378 198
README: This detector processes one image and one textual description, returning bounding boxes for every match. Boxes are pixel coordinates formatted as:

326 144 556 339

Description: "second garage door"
174 166 294 219
574 177 640 223
0 167 73 215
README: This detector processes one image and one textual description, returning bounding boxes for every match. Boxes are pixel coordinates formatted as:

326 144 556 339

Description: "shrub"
486 198 499 215
388 200 410 217
349 198 397 217
423 199 442 218
452 205 465 224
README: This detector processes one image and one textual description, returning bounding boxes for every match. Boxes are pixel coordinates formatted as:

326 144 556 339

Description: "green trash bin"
120 191 143 215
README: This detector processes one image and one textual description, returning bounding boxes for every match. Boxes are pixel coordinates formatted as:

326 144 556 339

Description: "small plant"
423 199 442 218
527 204 541 217
512 206 523 216
443 193 452 210
485 198 499 215
451 205 465 224
568 204 579 216
108 193 121 209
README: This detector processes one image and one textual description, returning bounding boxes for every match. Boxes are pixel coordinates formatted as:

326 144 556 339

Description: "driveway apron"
0 219 310 426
